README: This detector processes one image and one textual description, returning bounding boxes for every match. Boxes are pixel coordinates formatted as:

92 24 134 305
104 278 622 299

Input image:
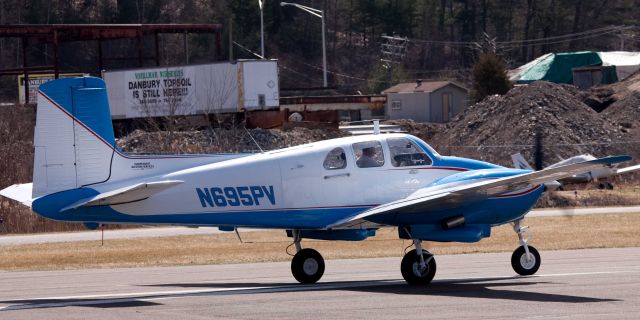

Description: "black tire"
291 248 325 284
400 249 437 285
511 245 541 275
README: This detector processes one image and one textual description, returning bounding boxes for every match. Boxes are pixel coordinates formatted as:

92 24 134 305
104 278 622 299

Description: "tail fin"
33 77 116 198
511 153 533 170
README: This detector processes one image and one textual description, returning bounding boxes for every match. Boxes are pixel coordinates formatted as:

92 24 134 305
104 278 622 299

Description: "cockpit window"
388 137 432 167
323 147 347 170
353 141 385 168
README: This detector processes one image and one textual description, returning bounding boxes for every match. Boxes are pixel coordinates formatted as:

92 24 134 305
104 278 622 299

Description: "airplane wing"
616 164 640 175
328 155 630 229
60 180 183 212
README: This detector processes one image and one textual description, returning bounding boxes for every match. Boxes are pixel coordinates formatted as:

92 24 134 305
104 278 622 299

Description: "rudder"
33 77 115 198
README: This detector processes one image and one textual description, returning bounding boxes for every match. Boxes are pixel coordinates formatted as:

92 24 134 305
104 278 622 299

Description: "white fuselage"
97 134 464 219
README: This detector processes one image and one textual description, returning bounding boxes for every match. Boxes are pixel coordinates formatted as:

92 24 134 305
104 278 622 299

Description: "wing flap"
327 155 630 229
61 180 183 211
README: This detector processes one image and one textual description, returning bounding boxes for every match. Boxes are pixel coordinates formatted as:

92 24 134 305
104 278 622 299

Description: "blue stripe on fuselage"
31 184 544 229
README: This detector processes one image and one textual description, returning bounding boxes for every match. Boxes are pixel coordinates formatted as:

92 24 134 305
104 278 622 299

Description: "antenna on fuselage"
373 120 380 135
244 127 264 153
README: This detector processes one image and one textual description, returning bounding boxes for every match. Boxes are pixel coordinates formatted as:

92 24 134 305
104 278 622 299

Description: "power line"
232 41 264 59
279 64 324 86
497 27 634 49
406 25 635 47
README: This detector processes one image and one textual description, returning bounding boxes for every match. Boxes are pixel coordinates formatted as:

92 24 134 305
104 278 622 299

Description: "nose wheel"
511 219 541 275
400 239 437 285
511 245 540 275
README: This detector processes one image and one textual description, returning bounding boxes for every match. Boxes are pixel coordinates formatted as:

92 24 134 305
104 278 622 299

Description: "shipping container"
103 60 279 119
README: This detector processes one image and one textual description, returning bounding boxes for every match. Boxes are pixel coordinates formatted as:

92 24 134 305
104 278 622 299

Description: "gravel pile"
427 82 636 166
601 91 640 131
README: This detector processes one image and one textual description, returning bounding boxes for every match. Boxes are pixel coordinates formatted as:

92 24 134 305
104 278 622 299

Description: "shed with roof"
382 80 469 123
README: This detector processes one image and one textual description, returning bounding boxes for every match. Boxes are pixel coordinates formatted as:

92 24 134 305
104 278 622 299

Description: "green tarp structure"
516 51 604 84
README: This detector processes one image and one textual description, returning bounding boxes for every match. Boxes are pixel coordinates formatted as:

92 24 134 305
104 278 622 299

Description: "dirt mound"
428 81 632 166
601 91 640 134
607 69 640 98
573 69 640 114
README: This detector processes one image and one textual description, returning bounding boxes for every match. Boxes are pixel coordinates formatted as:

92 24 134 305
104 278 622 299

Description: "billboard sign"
18 73 87 104
104 60 279 119
124 67 196 118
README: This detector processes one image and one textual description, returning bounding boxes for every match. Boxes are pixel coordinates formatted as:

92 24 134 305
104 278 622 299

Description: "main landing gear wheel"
511 245 541 275
401 249 437 285
291 248 325 284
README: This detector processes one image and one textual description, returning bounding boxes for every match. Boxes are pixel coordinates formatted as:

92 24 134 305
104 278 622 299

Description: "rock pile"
424 81 635 166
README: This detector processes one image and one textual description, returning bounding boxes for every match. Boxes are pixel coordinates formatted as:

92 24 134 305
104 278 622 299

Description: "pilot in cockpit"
357 147 380 168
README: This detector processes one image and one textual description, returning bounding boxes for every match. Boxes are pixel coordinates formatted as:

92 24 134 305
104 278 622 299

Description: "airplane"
0 77 631 285
511 153 640 189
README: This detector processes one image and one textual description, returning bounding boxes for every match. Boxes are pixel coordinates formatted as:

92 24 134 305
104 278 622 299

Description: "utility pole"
380 34 408 89
228 17 234 60
281 2 327 86
259 0 265 59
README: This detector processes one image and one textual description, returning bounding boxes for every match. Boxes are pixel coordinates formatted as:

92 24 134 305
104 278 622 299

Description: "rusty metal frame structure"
0 24 223 104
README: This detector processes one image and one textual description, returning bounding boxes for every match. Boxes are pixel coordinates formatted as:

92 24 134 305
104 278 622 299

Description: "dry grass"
537 188 640 207
1 213 639 271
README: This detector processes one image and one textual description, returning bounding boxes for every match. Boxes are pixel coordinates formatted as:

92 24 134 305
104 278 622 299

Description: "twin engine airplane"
0 77 631 285
512 153 640 189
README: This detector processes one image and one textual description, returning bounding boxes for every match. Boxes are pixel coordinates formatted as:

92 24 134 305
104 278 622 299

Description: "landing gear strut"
400 239 437 285
290 230 325 284
511 219 541 275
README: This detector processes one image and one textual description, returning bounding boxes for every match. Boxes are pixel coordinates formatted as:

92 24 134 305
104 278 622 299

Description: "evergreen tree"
471 52 511 102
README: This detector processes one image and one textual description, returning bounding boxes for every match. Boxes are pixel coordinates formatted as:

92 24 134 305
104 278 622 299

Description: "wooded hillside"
0 1 638 98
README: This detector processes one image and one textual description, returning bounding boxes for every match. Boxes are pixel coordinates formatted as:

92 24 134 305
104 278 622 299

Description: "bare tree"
200 64 242 152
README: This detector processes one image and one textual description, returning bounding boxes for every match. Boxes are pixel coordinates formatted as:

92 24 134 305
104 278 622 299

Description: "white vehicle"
0 77 631 285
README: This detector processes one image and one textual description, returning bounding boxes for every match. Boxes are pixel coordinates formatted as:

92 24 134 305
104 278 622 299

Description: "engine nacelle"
399 224 490 243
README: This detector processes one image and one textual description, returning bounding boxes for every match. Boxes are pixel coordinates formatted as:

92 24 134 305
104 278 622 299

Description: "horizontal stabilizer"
511 153 533 170
61 180 183 212
616 164 640 175
0 183 34 208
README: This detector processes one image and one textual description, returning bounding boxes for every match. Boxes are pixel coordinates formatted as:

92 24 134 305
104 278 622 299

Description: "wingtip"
600 155 632 164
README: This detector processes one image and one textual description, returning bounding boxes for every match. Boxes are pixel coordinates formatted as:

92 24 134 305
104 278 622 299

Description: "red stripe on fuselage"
493 185 542 198
389 167 469 172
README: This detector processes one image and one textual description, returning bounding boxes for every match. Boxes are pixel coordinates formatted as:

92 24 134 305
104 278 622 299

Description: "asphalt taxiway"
2 205 639 246
0 247 638 319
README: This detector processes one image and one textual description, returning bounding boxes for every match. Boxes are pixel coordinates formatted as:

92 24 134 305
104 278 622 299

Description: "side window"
323 147 347 170
353 141 385 168
388 137 432 167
